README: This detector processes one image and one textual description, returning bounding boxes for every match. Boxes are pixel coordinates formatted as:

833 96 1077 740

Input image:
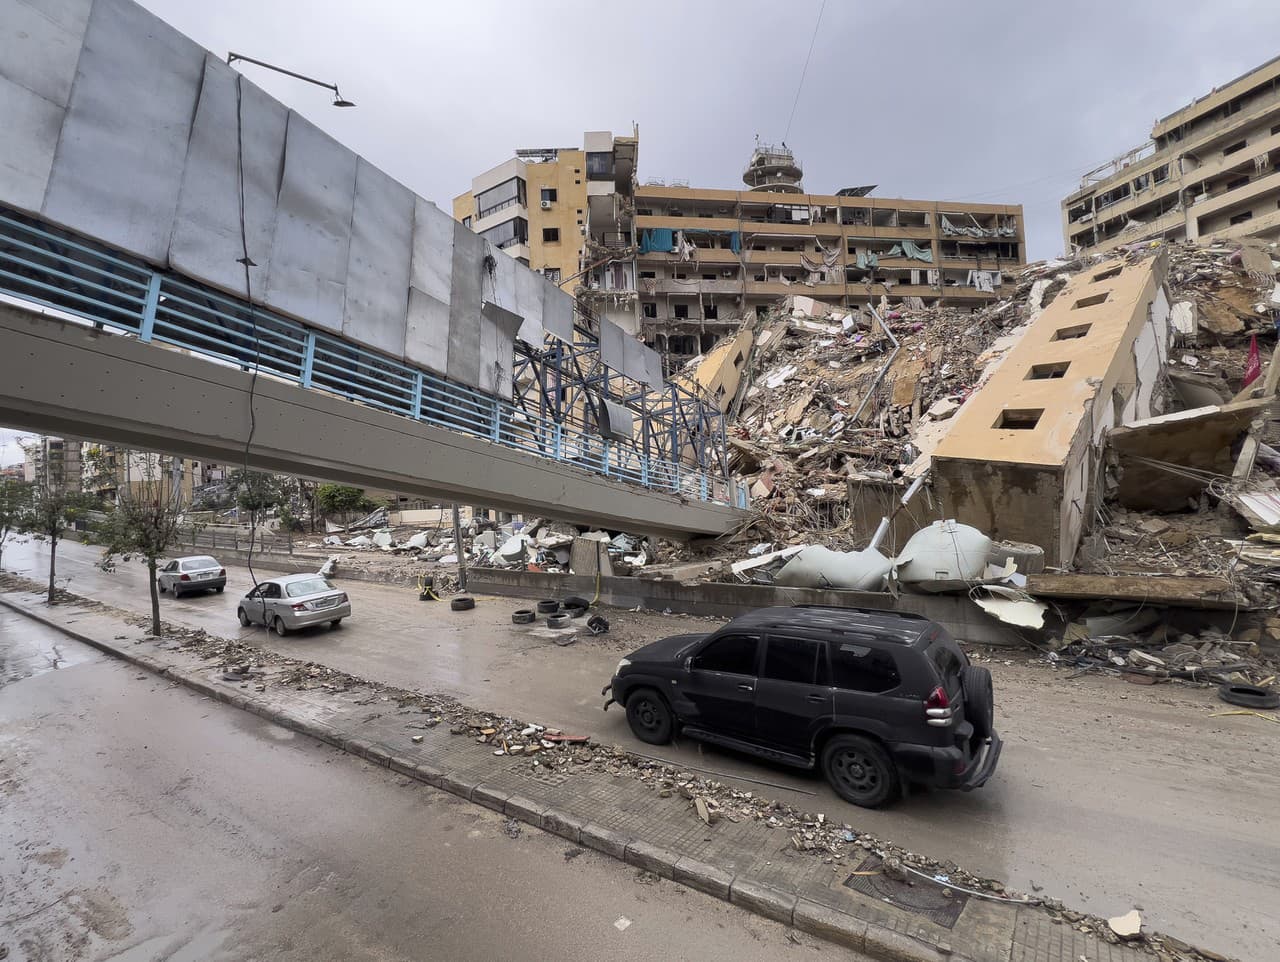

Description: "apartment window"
704 302 719 319
1272 124 1280 136
475 177 526 219
995 409 1044 430
586 152 613 180
1073 292 1109 309
1223 139 1247 156
702 273 716 280
1027 361 1070 380
1230 210 1254 225
1227 176 1250 191
1053 323 1092 341
733 351 745 368
1093 266 1122 282
753 274 766 282
478 217 527 249
543 268 561 284
462 215 472 228
542 228 560 243
674 304 689 319
1153 164 1170 184
643 302 657 318
541 188 557 204
639 270 656 279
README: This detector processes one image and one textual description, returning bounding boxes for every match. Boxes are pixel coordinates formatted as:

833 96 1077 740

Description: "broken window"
1227 175 1250 191
1132 172 1151 192
674 303 689 320
1092 266 1122 282
639 270 656 279
1053 323 1092 341
871 208 898 227
542 228 560 243
841 207 869 226
642 302 657 318
462 215 472 228
704 301 719 319
1073 292 1109 309
995 409 1044 430
1027 361 1070 380
1230 210 1254 225
733 351 745 368
586 152 613 180
1223 139 1247 156
543 267 561 284
1153 164 1170 184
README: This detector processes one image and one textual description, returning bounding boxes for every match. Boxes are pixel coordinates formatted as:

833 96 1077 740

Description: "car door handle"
737 683 754 692
806 694 826 703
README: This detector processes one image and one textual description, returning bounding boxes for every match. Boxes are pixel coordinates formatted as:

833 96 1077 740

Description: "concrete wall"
0 0 575 398
932 458 1064 563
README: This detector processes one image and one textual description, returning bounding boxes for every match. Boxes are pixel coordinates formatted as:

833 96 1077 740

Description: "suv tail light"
179 573 191 582
292 602 308 611
925 685 953 727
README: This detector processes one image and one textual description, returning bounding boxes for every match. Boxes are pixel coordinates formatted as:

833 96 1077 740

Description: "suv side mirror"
684 656 694 671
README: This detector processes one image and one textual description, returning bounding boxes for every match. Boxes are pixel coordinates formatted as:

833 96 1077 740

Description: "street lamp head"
332 94 356 108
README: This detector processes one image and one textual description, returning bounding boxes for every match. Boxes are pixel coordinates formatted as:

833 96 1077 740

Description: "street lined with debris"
4 537 1277 960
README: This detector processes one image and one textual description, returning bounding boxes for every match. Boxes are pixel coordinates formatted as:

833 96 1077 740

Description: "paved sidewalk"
1 590 1205 962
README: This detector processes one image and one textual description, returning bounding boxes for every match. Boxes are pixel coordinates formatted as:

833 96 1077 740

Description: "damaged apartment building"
931 253 1173 566
1063 54 1280 255
454 137 1024 372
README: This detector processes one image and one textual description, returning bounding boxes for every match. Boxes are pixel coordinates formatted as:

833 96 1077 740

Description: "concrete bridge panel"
446 221 484 388
344 159 413 358
0 77 64 214
0 304 744 539
514 263 545 344
0 0 91 107
264 111 358 334
40 0 204 264
170 55 287 300
542 283 574 342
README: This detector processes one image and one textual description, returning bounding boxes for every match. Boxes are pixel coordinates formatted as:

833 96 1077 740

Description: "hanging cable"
783 0 826 143
234 73 263 595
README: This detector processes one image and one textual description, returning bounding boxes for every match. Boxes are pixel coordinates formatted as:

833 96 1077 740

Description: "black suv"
602 606 1000 807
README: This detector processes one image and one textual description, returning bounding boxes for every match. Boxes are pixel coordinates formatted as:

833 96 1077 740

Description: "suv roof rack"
790 604 928 621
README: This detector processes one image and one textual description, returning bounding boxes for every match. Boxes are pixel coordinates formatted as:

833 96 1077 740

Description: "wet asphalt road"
0 607 836 962
3 536 1278 959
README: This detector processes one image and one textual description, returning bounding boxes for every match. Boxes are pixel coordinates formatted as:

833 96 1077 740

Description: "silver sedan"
158 555 226 598
236 573 351 636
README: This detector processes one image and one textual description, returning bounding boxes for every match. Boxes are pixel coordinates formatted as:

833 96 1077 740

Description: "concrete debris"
894 520 991 584
1109 909 1143 940
774 545 891 590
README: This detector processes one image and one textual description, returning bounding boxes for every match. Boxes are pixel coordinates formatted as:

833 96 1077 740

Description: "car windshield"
180 557 217 571
285 577 336 598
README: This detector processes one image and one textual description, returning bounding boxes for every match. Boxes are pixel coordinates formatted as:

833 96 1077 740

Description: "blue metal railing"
0 208 745 507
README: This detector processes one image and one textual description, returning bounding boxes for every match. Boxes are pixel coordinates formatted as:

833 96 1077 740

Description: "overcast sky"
5 0 1279 462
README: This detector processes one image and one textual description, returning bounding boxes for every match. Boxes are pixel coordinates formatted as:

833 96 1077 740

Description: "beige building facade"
1063 55 1280 255
932 253 1171 566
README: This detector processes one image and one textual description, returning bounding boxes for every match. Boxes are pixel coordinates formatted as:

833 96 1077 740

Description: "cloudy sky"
5 0 1279 463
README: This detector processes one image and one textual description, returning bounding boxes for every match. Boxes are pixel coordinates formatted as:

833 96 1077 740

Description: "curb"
0 595 969 962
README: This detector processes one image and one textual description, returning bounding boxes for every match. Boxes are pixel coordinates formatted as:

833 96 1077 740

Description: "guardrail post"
641 456 649 486
490 399 501 442
700 474 708 501
139 273 161 342
301 332 317 388
412 372 424 421
553 423 563 460
602 439 611 476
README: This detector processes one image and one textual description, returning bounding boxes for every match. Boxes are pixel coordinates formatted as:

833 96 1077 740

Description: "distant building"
455 136 1025 371
452 129 639 337
1062 55 1280 255
82 443 222 503
22 436 82 493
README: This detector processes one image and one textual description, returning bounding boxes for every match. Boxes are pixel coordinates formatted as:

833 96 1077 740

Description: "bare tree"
93 459 188 635
18 478 94 605
0 476 32 571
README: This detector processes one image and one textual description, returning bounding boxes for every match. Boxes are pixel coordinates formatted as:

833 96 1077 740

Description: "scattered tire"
985 540 1045 575
563 604 587 619
546 613 572 629
536 599 560 614
511 609 536 625
1218 682 1280 710
450 596 476 612
273 617 289 637
961 665 994 739
625 688 673 745
237 608 250 627
821 734 901 808
563 596 590 610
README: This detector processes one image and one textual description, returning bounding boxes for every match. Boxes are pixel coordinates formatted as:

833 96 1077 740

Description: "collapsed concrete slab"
932 252 1172 567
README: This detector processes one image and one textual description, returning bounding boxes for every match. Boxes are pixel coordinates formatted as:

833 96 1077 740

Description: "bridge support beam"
0 304 745 540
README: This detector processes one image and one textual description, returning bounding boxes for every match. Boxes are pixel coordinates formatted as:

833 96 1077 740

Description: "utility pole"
451 503 467 591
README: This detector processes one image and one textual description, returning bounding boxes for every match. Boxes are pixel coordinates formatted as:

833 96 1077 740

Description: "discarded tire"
1218 682 1280 710
450 596 476 612
546 613 572 629
563 596 590 611
511 609 536 625
961 664 994 739
587 614 610 635
536 599 560 614
563 604 587 619
985 540 1045 575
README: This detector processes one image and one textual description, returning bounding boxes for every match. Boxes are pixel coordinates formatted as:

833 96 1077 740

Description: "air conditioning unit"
540 200 552 210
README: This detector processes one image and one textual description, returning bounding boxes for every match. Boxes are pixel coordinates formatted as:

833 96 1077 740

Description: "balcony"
641 278 741 296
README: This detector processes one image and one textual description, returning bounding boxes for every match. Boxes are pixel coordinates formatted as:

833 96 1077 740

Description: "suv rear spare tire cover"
962 665 994 739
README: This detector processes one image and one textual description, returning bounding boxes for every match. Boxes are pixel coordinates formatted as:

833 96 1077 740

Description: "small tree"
0 476 32 571
315 483 372 517
18 479 94 605
93 469 187 636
